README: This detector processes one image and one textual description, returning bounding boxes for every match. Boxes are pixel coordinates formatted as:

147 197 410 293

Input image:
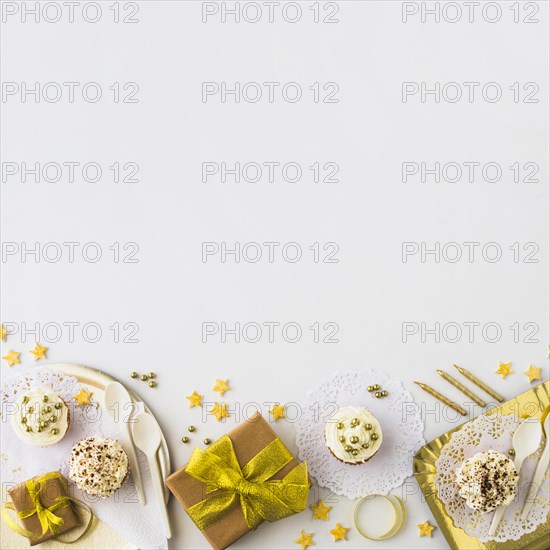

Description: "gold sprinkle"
365 423 372 430
149 381 157 388
204 438 211 445
148 372 156 379
362 443 369 449
42 395 49 403
28 407 34 413
26 426 32 432
371 433 379 441
188 426 196 432
181 436 189 443
45 406 52 413
373 384 380 391
367 386 375 392
51 415 57 422
39 421 45 428
350 436 359 444
21 417 27 424
339 436 346 443
337 422 344 429
54 403 62 410
130 371 139 379
509 449 515 456
22 396 29 404
351 449 359 456
140 374 148 381
344 445 353 452
51 428 59 435
374 392 382 398
381 390 388 397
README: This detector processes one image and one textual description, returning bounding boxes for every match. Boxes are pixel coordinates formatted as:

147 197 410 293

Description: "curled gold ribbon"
185 435 309 530
1 472 93 543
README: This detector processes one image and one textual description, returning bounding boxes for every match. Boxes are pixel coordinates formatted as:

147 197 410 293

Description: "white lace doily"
435 413 549 543
1 367 167 550
295 369 425 498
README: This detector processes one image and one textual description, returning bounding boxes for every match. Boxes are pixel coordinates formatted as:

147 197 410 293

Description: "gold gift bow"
1 472 93 543
185 435 309 530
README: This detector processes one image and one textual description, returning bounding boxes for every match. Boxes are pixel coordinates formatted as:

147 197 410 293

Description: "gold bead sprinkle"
26 426 32 432
140 374 148 381
352 449 359 456
373 384 380 391
54 402 62 410
381 390 388 397
149 381 157 388
148 372 156 379
51 428 59 435
42 395 49 403
21 417 27 424
367 386 375 392
181 436 189 443
130 371 139 379
344 445 353 452
350 435 359 444
374 392 382 398
365 423 372 430
339 436 346 443
28 407 34 413
204 438 211 445
509 449 515 456
371 433 379 441
51 415 57 422
45 406 52 413
188 426 196 432
337 422 344 429
22 396 29 404
39 421 45 428
362 443 369 449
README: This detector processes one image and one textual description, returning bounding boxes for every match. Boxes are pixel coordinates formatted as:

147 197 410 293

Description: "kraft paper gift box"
165 412 310 550
6 473 81 546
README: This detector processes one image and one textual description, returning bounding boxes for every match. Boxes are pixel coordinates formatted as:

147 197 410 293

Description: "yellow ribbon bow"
185 435 309 530
1 472 93 543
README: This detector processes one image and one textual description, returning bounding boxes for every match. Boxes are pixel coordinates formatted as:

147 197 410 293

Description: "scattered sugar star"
0 324 8 341
330 523 349 542
294 530 314 550
418 520 435 537
496 361 513 379
186 391 203 408
73 388 93 407
269 403 286 421
523 365 541 383
211 402 229 421
29 342 48 360
310 499 332 521
2 349 20 367
213 379 230 396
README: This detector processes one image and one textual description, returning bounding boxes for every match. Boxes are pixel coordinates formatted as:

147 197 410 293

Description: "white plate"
45 362 171 502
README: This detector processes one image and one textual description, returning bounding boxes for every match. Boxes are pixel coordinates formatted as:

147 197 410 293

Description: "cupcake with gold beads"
324 406 383 464
11 387 70 447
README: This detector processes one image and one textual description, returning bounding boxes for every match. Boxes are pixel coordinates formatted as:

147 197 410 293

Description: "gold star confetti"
186 391 203 408
211 402 229 421
269 403 286 421
0 324 8 341
418 520 435 537
2 349 20 367
329 523 349 542
523 365 541 383
294 530 314 550
73 388 93 407
496 361 513 379
212 378 230 396
29 342 48 360
310 499 332 521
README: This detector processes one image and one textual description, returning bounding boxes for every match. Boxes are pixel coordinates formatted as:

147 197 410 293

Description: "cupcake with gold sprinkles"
11 387 69 447
324 406 383 464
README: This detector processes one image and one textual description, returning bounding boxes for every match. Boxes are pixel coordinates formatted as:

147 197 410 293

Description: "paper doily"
1 367 167 550
295 369 425 498
435 413 549 543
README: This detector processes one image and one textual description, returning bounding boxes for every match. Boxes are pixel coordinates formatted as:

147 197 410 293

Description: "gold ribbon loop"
186 436 309 531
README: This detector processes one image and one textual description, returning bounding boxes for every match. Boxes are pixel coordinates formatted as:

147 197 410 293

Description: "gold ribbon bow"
1 472 93 543
185 435 309 530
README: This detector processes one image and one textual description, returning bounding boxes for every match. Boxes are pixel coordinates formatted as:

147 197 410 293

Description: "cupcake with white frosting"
456 450 518 513
11 387 69 447
69 436 129 498
324 406 383 464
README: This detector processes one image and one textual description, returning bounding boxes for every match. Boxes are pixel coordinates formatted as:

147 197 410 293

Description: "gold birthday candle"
414 381 467 416
453 365 504 402
437 370 486 407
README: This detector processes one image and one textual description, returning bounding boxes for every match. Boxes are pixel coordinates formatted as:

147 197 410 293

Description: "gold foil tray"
414 381 549 550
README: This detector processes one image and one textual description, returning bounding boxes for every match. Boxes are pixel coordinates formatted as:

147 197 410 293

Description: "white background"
1 1 549 549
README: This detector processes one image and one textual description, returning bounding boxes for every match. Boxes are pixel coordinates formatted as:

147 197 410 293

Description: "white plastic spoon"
488 418 542 536
104 382 146 505
521 411 550 520
132 412 172 539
